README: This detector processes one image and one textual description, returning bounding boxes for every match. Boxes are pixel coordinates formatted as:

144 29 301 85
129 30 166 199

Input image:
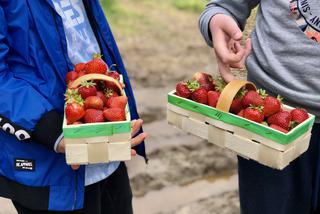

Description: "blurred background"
0 0 256 213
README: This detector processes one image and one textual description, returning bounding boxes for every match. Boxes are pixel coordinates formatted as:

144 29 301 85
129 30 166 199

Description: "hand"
210 14 252 82
57 119 147 170
130 119 147 156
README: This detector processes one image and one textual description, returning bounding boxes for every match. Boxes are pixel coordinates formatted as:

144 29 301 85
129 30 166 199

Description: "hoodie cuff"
32 110 63 150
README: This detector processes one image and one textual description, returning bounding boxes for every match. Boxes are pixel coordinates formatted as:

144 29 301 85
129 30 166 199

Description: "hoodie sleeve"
199 0 260 47
0 6 63 150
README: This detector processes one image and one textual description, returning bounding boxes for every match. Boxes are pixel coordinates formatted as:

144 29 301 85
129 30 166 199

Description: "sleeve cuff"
54 133 64 153
32 110 63 150
199 6 235 47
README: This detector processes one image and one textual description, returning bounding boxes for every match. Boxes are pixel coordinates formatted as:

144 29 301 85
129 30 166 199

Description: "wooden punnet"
167 80 315 170
63 74 131 165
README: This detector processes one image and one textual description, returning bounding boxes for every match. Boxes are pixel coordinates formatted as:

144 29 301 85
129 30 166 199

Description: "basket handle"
70 74 124 96
216 80 257 112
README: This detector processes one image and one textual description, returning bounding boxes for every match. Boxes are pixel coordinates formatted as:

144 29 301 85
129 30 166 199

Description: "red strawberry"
241 90 264 108
237 110 244 117
84 96 104 110
103 108 126 122
74 63 86 73
208 91 220 108
270 124 289 134
267 111 292 130
192 72 215 91
85 54 107 74
176 81 192 98
105 88 119 99
72 121 83 125
106 96 128 109
96 91 108 106
230 98 243 114
78 70 86 77
84 109 104 123
291 108 309 124
78 81 97 99
191 88 208 104
65 71 78 84
107 71 120 80
263 96 281 117
66 103 85 124
105 80 121 94
243 106 264 123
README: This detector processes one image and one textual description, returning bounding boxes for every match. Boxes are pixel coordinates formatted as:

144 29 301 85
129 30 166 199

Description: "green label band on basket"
168 91 315 145
63 121 131 138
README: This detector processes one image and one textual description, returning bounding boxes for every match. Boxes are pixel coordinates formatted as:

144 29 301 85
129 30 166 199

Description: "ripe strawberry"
192 72 215 92
105 80 121 94
78 81 97 99
84 109 104 123
84 96 104 110
107 71 120 80
96 91 108 106
85 54 107 74
267 111 292 130
230 98 243 114
78 70 86 77
243 106 264 123
65 71 78 84
103 108 126 122
270 124 289 134
105 88 119 99
263 95 282 117
291 108 309 124
106 96 128 109
237 110 244 117
176 81 192 98
241 90 264 108
208 91 220 108
75 63 86 73
66 103 85 124
191 88 208 104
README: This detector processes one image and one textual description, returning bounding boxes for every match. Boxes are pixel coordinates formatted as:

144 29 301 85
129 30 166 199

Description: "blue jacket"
0 0 146 211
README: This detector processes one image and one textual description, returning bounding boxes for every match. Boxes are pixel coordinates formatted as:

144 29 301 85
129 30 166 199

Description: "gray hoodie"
199 0 320 120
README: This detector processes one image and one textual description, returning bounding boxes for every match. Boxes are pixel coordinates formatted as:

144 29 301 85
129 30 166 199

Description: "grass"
172 0 207 12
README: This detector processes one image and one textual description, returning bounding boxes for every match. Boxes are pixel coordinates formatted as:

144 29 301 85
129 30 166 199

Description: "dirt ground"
0 1 257 213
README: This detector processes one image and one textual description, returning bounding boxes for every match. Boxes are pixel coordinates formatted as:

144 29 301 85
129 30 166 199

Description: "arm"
0 6 62 150
199 0 260 47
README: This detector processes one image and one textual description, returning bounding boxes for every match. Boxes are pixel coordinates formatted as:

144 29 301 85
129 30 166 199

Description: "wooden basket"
167 80 315 170
63 74 131 165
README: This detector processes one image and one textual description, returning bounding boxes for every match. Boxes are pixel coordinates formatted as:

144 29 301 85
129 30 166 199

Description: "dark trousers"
238 124 320 214
12 162 133 214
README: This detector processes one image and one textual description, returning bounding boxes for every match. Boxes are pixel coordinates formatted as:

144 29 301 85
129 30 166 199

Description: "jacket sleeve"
199 0 260 47
0 6 63 150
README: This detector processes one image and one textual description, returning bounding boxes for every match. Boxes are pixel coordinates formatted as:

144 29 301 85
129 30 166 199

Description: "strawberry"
85 54 107 74
72 121 83 125
267 111 292 130
105 88 119 99
96 91 108 106
107 71 120 80
105 80 121 94
66 103 85 124
84 109 104 123
103 108 126 121
84 96 104 110
191 88 208 104
106 96 128 109
237 110 244 117
78 70 86 77
74 63 86 73
78 81 97 99
208 91 220 108
65 71 78 84
291 108 309 125
263 95 282 117
243 106 264 123
192 72 215 92
270 124 289 134
241 90 264 108
176 81 192 98
230 98 243 114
